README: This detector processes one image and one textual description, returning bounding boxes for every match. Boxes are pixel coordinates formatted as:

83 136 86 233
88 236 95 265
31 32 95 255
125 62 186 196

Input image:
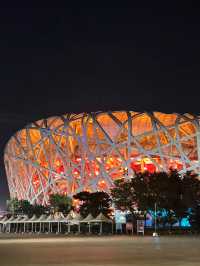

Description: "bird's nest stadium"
4 111 200 205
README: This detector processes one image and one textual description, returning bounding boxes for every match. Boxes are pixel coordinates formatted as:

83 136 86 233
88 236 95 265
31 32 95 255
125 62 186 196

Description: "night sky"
1 3 200 209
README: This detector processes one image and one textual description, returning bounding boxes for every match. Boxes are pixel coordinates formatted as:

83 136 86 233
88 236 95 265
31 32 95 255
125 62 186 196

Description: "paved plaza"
0 235 200 265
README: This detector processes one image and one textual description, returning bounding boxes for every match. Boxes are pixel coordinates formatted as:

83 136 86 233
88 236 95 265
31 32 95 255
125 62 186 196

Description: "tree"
17 200 33 216
145 170 182 228
181 171 200 231
73 191 112 217
111 170 200 229
111 178 137 214
7 198 34 216
7 198 20 215
165 170 200 227
49 193 72 214
32 204 49 217
189 204 200 232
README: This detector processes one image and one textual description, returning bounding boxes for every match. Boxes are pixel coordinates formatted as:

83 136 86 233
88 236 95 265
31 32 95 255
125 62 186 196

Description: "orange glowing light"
55 160 61 166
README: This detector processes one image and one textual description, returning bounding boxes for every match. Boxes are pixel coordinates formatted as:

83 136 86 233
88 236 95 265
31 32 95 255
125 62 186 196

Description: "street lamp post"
153 202 158 237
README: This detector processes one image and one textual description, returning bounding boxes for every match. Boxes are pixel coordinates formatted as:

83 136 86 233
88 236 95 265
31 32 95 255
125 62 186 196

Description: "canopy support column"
78 223 80 234
16 223 18 233
100 222 103 235
56 222 59 234
39 222 41 234
67 223 70 234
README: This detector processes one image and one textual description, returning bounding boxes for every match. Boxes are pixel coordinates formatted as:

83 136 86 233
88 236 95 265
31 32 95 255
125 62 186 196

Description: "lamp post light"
153 202 158 237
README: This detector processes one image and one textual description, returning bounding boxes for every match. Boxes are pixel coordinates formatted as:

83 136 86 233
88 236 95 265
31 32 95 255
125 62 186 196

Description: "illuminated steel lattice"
4 111 200 205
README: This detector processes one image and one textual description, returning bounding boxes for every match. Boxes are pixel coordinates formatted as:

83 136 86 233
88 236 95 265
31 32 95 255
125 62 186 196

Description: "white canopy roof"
10 216 24 223
66 212 74 221
80 214 94 223
27 215 38 222
46 214 55 222
53 212 66 222
91 213 113 223
37 214 47 222
0 216 8 223
70 213 83 224
4 216 15 223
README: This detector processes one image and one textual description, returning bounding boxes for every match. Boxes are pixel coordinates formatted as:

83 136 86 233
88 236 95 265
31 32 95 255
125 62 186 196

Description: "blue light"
181 217 191 227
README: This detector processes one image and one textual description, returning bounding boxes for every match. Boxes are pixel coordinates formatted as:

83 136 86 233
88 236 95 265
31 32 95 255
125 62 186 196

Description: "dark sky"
1 3 200 209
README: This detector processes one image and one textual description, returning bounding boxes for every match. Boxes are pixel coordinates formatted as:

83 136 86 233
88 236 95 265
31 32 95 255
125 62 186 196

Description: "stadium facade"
4 111 200 205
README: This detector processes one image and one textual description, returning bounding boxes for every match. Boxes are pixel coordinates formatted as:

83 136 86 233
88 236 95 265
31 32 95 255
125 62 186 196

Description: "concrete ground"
0 235 199 266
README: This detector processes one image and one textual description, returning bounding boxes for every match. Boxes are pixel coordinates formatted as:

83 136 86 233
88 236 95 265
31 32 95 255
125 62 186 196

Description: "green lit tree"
49 193 72 214
17 199 33 216
7 198 20 216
